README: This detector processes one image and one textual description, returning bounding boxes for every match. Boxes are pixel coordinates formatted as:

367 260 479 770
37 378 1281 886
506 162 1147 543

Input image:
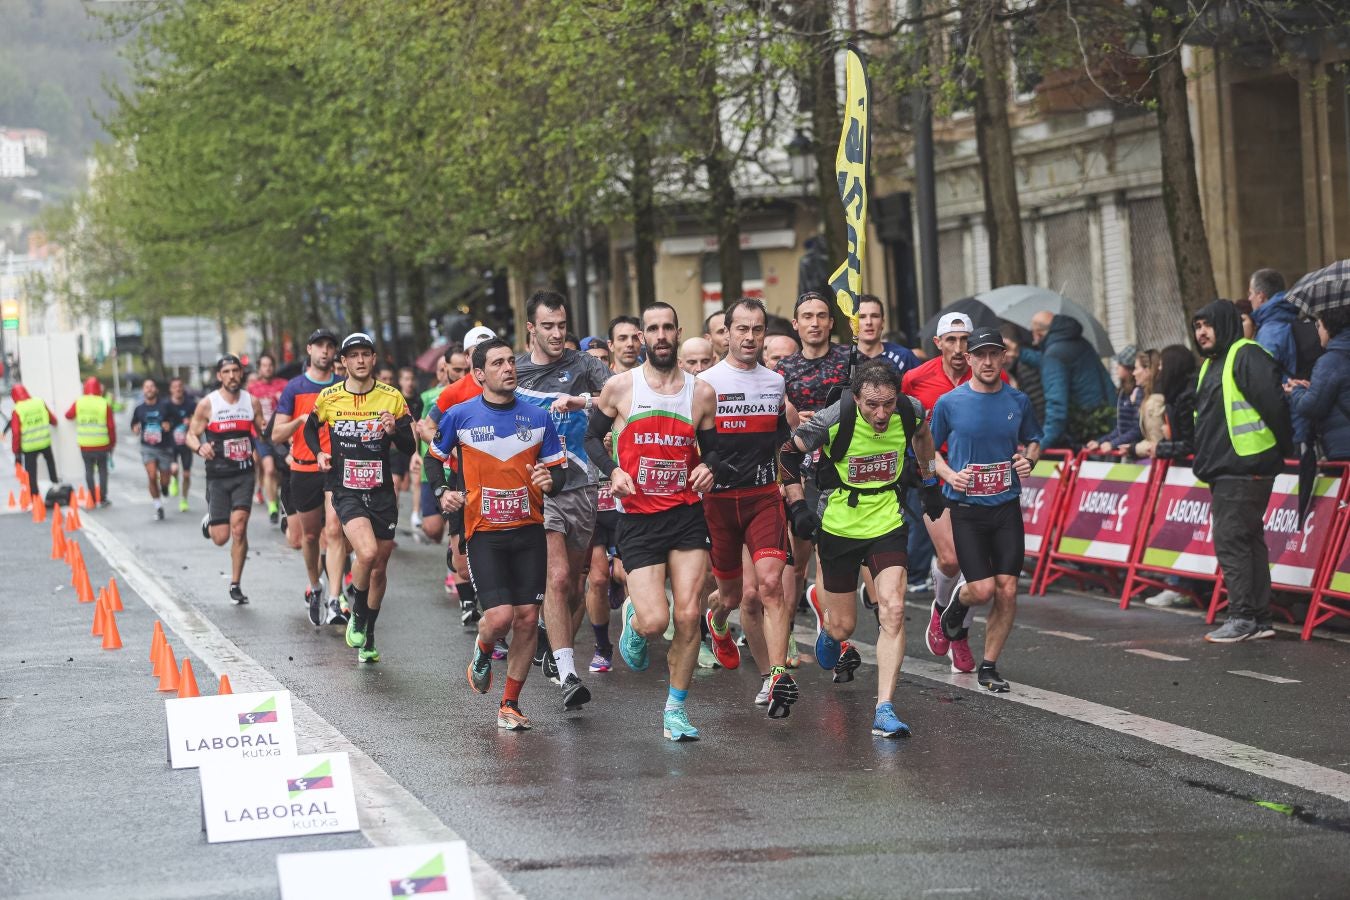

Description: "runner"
247 353 288 523
580 336 610 366
411 352 452 536
130 378 182 521
761 333 799 371
607 315 642 374
272 329 341 623
856 294 921 377
700 299 797 717
786 359 943 736
390 366 423 530
65 377 115 506
166 378 197 512
585 302 719 741
678 337 716 375
583 467 626 673
930 328 1041 693
703 311 730 360
304 332 416 664
513 290 612 711
184 355 265 603
423 338 567 731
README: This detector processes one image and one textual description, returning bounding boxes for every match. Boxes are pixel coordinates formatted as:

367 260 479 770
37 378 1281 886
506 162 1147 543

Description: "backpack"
1293 319 1323 380
815 389 922 505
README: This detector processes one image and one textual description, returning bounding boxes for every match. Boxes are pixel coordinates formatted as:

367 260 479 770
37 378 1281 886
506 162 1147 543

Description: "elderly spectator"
1248 268 1298 378
1287 306 1350 461
1015 311 1114 449
1087 345 1141 453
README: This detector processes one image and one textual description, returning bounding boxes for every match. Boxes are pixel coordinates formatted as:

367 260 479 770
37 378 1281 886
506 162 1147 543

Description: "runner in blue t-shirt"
928 327 1042 693
856 294 922 379
130 378 184 520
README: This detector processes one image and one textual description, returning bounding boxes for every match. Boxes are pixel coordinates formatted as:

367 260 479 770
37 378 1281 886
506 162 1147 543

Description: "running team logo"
287 760 335 798
515 423 532 442
238 696 279 731
389 852 449 897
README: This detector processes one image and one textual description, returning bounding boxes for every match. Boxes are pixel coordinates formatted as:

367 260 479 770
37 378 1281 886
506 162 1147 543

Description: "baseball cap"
580 335 606 351
936 312 973 336
463 325 496 349
306 327 338 346
1115 344 1137 368
968 326 1006 352
339 332 376 356
216 354 242 371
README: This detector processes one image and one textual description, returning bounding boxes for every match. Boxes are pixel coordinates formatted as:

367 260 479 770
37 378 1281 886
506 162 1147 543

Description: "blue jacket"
1290 331 1350 461
1019 316 1113 448
1252 292 1299 379
1098 386 1142 446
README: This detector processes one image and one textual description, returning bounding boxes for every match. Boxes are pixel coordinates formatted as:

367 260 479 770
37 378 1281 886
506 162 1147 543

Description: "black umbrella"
1285 259 1350 317
917 297 1002 349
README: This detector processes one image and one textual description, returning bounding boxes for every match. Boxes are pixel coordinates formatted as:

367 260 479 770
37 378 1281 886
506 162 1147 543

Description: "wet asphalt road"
3 442 1349 899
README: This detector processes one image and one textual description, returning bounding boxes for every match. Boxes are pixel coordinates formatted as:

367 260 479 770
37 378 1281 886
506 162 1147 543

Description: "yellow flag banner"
828 45 870 338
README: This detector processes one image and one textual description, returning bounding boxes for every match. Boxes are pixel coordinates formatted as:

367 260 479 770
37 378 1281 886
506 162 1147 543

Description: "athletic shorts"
206 472 256 527
616 502 710 572
543 485 597 551
330 488 399 541
255 440 273 460
140 445 175 469
467 524 546 608
949 499 1024 582
290 470 326 514
702 485 789 579
817 525 909 594
592 509 619 551
389 448 410 477
419 481 440 519
278 470 295 515
174 444 194 471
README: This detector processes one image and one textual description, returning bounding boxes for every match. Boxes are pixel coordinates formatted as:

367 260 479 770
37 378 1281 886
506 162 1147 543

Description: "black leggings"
23 447 57 491
82 450 109 501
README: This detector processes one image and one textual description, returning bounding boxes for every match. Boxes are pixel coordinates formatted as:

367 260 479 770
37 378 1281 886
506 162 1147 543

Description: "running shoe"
542 649 560 684
178 499 189 513
325 597 348 626
619 598 649 671
269 509 279 525
467 644 492 693
497 701 531 731
906 577 934 596
949 636 976 673
940 576 969 641
806 583 841 670
277 511 286 533
443 572 455 596
705 610 741 669
345 612 367 650
358 642 380 664
229 584 249 605
1253 622 1276 640
491 639 508 660
460 599 480 627
168 476 178 497
1204 618 1259 643
754 676 771 706
833 643 861 683
977 664 1010 692
532 626 551 668
767 669 798 719
588 649 613 673
662 707 700 742
697 641 719 670
156 507 166 521
871 702 911 738
339 586 352 617
307 589 323 625
1145 588 1186 608
199 513 209 536
924 598 950 658
785 633 801 669
561 674 591 711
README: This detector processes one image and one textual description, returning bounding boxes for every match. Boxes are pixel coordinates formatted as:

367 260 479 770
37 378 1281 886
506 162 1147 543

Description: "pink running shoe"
949 636 975 673
924 599 950 658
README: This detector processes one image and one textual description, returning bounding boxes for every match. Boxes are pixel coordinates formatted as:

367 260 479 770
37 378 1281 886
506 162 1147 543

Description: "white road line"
1229 670 1301 685
1036 630 1094 642
79 514 521 900
1125 649 1189 662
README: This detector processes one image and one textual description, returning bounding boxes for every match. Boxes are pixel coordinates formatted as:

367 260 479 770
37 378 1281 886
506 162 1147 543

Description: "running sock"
459 581 476 607
365 604 380 628
352 586 371 619
591 623 609 650
553 647 577 681
153 498 163 510
665 686 688 712
932 560 959 609
503 676 524 705
477 638 494 656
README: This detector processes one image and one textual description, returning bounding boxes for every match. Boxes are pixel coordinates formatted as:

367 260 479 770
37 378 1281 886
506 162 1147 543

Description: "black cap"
339 332 377 356
968 327 1006 352
216 354 242 372
306 328 339 346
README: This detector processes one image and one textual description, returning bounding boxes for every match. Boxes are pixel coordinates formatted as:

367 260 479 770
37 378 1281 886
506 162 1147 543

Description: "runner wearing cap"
580 336 610 366
272 328 341 623
185 355 267 604
248 352 289 524
304 332 416 663
929 327 1041 692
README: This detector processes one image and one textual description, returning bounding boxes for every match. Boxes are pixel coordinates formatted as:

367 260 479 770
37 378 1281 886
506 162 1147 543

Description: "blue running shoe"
872 702 911 738
806 584 841 670
619 598 649 672
663 707 701 742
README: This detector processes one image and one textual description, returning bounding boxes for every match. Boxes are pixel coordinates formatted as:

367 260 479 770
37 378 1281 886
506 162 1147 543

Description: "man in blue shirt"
856 294 921 377
929 327 1042 692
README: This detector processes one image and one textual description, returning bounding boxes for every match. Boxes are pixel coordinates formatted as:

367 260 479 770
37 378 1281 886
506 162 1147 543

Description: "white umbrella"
975 285 1115 357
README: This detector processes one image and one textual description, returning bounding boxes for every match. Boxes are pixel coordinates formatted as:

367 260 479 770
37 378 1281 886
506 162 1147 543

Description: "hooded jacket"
1019 315 1113 448
1289 330 1350 461
1251 292 1299 379
1191 300 1292 482
9 383 58 455
64 377 116 452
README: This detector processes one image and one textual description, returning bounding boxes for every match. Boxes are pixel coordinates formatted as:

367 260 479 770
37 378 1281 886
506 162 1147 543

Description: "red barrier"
1305 500 1350 639
1120 460 1220 611
1020 449 1075 591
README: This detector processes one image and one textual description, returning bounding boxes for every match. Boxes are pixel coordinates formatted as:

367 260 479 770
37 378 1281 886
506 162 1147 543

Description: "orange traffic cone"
158 644 180 692
69 504 82 530
85 489 95 511
93 485 102 507
18 486 30 510
107 578 124 612
101 608 122 650
76 486 87 506
76 568 94 604
177 659 200 698
31 499 43 523
51 524 66 560
217 674 233 695
91 594 106 637
150 621 165 667
7 491 14 509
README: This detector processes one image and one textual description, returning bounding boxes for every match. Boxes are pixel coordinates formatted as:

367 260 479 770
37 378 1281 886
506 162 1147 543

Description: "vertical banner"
828 45 869 337
1054 459 1152 563
1263 471 1340 588
1140 465 1217 574
1020 457 1066 554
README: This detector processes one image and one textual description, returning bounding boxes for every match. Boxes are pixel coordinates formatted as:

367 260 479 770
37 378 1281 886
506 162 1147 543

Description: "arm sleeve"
696 427 722 475
1038 355 1068 447
302 411 323 456
793 398 842 453
391 417 415 454
585 406 617 476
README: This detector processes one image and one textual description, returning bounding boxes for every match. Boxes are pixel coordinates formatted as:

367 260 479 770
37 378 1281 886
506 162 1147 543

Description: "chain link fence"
1129 198 1191 352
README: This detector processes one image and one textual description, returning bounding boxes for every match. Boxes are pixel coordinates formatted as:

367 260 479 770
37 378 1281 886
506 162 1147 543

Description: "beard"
647 344 677 371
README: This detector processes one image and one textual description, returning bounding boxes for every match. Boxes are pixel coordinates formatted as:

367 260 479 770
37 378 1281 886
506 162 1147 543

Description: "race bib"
173 424 188 446
342 458 383 490
636 456 688 495
847 450 898 483
143 427 162 445
481 486 530 524
967 461 1013 497
597 481 616 512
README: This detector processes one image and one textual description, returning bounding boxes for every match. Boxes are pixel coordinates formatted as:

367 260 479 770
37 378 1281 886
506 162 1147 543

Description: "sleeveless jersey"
204 390 256 478
698 359 786 492
615 368 700 515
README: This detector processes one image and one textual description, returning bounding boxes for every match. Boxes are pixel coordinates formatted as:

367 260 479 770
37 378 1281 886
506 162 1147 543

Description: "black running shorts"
206 472 256 527
949 499 1024 582
592 509 619 551
616 502 710 572
816 525 909 594
331 488 399 541
290 470 326 514
467 524 547 608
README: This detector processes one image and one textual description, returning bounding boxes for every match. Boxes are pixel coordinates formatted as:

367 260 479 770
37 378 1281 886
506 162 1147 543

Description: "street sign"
164 689 298 769
199 752 360 843
160 316 221 367
276 842 474 899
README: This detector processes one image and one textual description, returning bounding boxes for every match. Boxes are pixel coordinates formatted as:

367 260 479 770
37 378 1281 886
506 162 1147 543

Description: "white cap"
463 325 496 349
936 312 973 336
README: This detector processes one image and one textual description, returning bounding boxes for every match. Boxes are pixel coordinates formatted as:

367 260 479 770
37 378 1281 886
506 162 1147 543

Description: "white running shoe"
754 676 771 706
1145 589 1186 608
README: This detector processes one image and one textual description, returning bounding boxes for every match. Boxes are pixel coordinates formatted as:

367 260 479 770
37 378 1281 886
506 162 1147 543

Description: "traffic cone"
101 608 122 650
177 659 200 698
31 498 43 523
150 621 165 666
91 594 106 637
93 485 102 507
51 523 66 560
76 567 94 604
107 578 123 612
6 491 14 508
69 504 82 530
217 674 233 695
85 488 95 511
152 634 166 677
157 644 180 692
19 486 30 510
76 486 87 506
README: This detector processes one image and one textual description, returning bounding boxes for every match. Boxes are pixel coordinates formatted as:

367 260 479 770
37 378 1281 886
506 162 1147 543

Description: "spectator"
1234 298 1256 340
1000 322 1045 424
1087 345 1141 453
1248 268 1298 378
1144 344 1199 461
1124 350 1164 457
1287 306 1350 461
1017 311 1114 449
1190 300 1293 642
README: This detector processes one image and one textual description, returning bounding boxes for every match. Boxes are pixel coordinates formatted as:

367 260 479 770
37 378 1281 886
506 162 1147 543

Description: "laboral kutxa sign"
199 752 359 843
1019 457 1066 554
1054 459 1152 562
165 690 297 769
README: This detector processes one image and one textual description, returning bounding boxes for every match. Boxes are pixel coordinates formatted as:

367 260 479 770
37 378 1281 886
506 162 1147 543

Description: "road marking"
1229 670 1301 684
79 514 521 900
1125 649 1189 662
1037 630 1094 642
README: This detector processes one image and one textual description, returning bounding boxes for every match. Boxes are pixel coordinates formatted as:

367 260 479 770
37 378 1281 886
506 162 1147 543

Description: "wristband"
580 392 592 412
922 476 938 487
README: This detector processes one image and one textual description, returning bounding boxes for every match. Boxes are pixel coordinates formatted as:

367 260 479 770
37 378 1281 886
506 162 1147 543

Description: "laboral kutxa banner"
1054 459 1152 562
1020 457 1066 554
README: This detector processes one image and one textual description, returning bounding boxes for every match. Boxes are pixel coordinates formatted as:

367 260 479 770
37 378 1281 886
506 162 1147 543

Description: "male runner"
581 336 610 366
272 329 341 623
607 315 642 374
931 328 1041 692
701 299 797 717
130 378 181 521
185 355 266 603
514 290 612 710
165 378 197 512
788 360 943 737
678 337 716 375
411 350 453 535
703 311 729 360
856 294 921 377
304 333 416 663
248 353 288 523
762 334 798 371
585 302 719 741
424 338 566 731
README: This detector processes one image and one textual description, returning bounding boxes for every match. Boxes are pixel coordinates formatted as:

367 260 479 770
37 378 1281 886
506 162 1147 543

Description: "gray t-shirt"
514 348 612 490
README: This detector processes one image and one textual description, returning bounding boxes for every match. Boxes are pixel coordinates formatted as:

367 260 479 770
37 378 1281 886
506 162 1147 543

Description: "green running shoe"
168 476 178 497
358 643 380 664
662 706 700 742
178 498 189 513
467 645 492 694
697 641 719 669
345 613 367 649
619 598 649 671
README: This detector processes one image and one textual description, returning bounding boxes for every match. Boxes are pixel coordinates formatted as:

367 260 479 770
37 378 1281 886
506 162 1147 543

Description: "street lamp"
785 129 815 197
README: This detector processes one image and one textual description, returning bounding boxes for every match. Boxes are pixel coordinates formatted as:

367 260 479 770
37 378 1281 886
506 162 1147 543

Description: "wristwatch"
580 392 593 411
434 485 451 498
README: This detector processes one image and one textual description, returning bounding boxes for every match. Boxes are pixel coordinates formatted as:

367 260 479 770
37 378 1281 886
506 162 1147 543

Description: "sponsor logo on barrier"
275 842 473 900
165 690 297 769
200 752 359 843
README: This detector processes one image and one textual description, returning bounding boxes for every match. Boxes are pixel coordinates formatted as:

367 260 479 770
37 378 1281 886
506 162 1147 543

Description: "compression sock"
553 647 577 681
153 497 163 510
352 586 371 620
592 623 610 651
665 686 688 712
503 676 524 706
459 580 476 608
477 639 494 656
932 560 959 609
